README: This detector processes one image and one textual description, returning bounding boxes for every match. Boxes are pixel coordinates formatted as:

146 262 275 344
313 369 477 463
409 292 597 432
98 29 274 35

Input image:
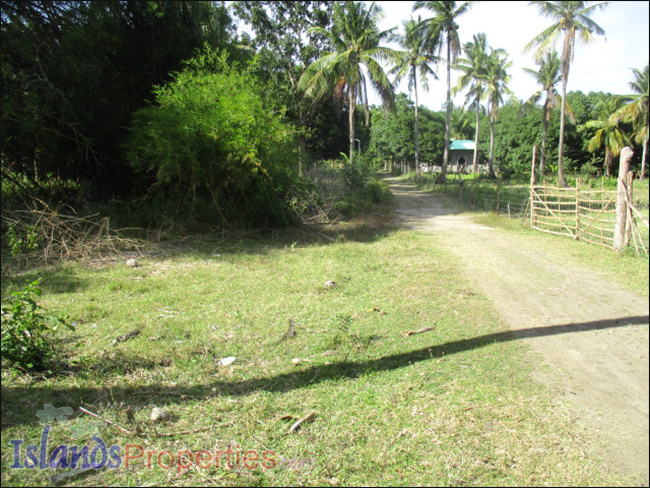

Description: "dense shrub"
124 49 299 228
300 155 393 221
1 279 73 371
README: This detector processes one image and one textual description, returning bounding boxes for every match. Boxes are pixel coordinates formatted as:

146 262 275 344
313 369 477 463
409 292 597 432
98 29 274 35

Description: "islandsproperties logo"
8 404 317 477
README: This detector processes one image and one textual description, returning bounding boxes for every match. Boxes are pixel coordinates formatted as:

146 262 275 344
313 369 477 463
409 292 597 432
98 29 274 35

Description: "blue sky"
375 1 650 111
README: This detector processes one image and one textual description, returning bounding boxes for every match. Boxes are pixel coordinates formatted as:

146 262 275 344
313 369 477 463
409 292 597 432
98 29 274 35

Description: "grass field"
0 215 641 486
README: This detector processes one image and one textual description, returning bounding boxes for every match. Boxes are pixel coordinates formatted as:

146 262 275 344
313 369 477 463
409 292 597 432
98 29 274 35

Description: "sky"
372 0 650 111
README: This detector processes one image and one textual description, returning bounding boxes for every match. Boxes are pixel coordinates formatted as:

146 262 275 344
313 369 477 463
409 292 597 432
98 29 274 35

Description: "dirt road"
388 177 649 484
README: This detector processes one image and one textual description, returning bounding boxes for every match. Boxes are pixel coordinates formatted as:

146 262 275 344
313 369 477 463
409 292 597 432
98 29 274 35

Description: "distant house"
450 140 476 172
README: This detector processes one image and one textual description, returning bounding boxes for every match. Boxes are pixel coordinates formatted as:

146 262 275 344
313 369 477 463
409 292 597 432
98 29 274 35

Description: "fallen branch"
78 406 132 434
2 199 141 267
405 326 435 337
288 411 316 433
112 329 141 346
279 319 297 342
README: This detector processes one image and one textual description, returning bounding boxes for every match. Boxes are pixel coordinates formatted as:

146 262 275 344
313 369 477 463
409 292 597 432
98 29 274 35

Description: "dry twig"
405 326 436 337
287 411 316 433
78 406 133 434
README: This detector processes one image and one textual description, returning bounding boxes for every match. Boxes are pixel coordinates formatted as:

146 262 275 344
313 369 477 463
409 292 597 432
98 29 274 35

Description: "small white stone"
219 356 236 366
150 407 167 422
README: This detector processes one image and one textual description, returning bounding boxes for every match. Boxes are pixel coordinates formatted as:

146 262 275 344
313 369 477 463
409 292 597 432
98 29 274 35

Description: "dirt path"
387 177 649 484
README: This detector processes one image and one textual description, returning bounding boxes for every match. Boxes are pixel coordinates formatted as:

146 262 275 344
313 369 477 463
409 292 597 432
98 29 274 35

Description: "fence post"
530 150 537 228
625 171 635 246
613 147 633 251
575 178 580 240
496 182 501 214
531 146 537 186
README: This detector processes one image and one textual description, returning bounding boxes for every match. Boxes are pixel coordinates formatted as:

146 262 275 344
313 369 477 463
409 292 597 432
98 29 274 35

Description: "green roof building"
450 140 476 172
450 140 475 151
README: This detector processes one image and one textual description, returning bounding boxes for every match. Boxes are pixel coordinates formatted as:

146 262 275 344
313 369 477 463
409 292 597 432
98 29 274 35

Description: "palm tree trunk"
441 33 451 183
472 103 480 174
541 107 549 177
641 132 648 181
349 90 356 163
488 111 496 178
557 55 569 187
557 80 568 185
605 146 613 177
414 72 420 178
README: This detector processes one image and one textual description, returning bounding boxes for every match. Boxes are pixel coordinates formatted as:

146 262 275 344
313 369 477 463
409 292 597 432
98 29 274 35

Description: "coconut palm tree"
585 96 632 176
413 0 475 182
522 49 575 177
450 105 474 140
298 1 398 164
454 32 489 174
525 1 608 187
483 47 512 178
389 16 439 177
613 65 649 180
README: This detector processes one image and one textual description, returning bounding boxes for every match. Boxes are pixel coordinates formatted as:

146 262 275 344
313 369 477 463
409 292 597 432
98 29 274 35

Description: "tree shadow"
141 213 399 262
1 264 89 295
2 315 647 429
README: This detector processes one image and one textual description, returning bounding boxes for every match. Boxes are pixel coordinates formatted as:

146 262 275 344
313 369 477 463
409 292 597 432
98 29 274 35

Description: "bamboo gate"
529 147 649 257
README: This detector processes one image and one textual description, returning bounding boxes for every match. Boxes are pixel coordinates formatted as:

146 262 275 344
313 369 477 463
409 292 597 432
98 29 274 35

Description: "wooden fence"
529 147 649 256
530 183 618 248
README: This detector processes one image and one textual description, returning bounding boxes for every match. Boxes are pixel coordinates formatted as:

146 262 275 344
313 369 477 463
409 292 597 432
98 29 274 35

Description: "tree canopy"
1 0 647 235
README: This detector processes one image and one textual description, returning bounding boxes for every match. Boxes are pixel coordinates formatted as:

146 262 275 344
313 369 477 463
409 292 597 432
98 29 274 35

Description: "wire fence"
418 176 530 217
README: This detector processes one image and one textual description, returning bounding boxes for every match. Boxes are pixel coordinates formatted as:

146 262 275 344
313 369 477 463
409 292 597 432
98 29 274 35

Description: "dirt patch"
388 177 649 484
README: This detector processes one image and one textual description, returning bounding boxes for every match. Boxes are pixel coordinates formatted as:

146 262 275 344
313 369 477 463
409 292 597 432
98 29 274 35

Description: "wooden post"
625 171 634 247
529 147 537 227
575 178 580 240
613 147 633 251
530 187 536 229
531 146 537 186
496 182 501 214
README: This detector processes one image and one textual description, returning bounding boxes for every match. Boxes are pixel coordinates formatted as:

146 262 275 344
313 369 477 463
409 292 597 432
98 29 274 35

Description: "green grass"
1 218 638 486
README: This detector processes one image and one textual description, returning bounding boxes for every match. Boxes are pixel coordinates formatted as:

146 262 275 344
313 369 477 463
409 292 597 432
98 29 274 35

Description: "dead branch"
2 199 141 267
78 406 133 435
287 411 316 433
405 326 436 337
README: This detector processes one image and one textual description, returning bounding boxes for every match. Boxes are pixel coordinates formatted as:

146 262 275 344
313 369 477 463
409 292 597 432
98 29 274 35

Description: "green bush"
1 279 73 370
124 48 299 228
363 178 393 205
4 224 41 256
333 200 358 217
1 169 88 210
580 161 601 177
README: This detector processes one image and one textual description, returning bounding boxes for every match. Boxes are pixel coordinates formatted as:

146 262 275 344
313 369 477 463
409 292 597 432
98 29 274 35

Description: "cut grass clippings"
1 217 635 486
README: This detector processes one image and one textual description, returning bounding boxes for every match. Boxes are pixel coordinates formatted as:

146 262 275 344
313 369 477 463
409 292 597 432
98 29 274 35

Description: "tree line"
1 1 648 230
